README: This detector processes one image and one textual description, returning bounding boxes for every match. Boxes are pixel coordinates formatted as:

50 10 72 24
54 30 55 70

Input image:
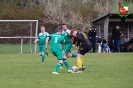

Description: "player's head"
62 24 68 31
56 28 62 34
70 29 77 37
40 26 45 33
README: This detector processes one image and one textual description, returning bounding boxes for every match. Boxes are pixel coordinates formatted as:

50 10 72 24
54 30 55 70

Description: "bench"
122 45 133 52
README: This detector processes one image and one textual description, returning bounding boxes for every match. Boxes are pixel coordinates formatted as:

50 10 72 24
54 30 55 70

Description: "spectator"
97 35 102 53
112 25 121 52
120 33 129 52
124 37 133 45
88 26 96 53
102 38 111 53
97 35 111 53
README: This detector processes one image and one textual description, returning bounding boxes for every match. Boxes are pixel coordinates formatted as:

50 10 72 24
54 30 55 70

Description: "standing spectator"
112 25 121 52
120 33 129 52
88 26 96 53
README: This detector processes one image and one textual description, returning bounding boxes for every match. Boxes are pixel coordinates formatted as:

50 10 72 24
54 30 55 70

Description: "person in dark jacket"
88 26 96 53
112 25 121 52
123 37 133 46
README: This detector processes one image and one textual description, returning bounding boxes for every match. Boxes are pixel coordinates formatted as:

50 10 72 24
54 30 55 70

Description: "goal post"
0 20 38 54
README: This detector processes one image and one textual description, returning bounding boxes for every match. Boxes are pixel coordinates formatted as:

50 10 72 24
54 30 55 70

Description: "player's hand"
72 44 77 48
72 44 75 47
33 41 36 43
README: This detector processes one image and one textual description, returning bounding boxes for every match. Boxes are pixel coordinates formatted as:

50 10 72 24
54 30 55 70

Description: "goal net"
0 20 38 54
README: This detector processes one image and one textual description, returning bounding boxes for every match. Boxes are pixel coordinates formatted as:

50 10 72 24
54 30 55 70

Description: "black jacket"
73 32 92 48
112 27 120 40
88 29 96 40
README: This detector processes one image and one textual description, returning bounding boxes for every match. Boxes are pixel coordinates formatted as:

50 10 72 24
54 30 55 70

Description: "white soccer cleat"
52 72 59 74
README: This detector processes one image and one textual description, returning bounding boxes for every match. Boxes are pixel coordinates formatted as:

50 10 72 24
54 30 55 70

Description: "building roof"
90 13 133 23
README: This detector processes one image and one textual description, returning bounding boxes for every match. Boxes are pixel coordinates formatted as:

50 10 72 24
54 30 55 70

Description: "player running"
61 24 77 68
50 28 72 74
34 26 49 64
70 29 92 73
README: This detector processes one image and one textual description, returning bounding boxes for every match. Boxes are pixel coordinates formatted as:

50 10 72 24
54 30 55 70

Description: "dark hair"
55 28 62 32
62 24 67 26
124 33 127 35
115 24 120 27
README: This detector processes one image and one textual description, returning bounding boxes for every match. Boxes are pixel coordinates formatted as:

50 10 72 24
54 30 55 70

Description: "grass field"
0 53 133 88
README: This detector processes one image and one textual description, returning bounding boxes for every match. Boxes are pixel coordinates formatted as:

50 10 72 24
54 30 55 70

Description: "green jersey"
50 33 64 52
38 32 49 45
62 29 72 44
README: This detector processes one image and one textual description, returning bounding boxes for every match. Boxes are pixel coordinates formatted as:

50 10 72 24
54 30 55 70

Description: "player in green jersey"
34 26 49 64
61 24 77 68
50 28 72 74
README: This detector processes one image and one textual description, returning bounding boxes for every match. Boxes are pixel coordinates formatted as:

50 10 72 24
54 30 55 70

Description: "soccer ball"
71 66 78 72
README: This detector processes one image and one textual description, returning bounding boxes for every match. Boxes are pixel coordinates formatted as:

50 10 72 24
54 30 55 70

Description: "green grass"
0 53 133 88
0 44 36 54
0 44 77 54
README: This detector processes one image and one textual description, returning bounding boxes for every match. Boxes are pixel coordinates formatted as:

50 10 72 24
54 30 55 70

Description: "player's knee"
66 55 70 58
41 52 44 55
77 54 82 59
66 52 71 58
63 58 67 62
59 60 63 64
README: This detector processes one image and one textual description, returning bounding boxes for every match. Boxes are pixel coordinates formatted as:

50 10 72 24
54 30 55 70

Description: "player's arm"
73 33 81 47
45 33 50 49
33 36 39 43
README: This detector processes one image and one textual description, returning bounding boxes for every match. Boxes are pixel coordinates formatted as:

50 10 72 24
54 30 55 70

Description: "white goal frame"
0 20 38 54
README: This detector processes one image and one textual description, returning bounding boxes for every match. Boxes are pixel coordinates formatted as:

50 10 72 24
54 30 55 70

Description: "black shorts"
78 45 91 55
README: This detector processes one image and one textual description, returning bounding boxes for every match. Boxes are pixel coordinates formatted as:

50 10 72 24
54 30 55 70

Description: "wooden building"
90 13 133 49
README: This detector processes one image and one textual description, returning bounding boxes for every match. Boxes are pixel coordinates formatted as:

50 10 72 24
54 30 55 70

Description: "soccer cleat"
52 72 59 74
68 70 72 73
72 70 83 73
60 67 63 69
82 64 85 71
77 70 83 73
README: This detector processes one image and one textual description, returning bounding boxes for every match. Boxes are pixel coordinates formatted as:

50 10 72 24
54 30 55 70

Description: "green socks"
53 63 61 72
71 53 77 57
42 55 45 63
63 59 71 70
61 63 63 67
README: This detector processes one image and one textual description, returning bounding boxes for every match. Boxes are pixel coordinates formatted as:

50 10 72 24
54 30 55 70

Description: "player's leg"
76 53 83 72
41 45 46 63
62 58 72 73
66 52 77 58
39 45 42 56
60 44 70 68
39 45 44 63
52 52 63 74
65 44 77 58
52 60 63 74
76 46 89 72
